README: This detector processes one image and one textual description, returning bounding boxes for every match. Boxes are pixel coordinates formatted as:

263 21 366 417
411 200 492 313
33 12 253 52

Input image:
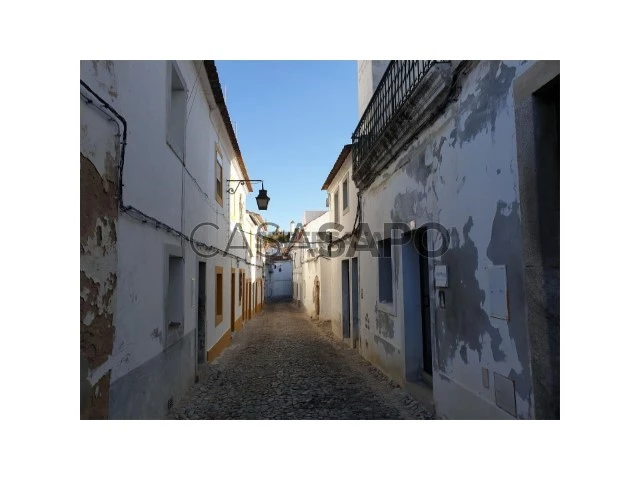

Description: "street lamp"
227 180 270 211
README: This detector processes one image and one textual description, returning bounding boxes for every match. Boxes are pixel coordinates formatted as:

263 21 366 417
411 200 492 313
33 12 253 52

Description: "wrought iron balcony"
351 60 445 187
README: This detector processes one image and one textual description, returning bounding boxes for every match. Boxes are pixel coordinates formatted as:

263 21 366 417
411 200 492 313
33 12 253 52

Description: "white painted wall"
357 60 390 118
81 60 258 417
322 153 359 340
293 210 340 319
302 210 327 225
265 260 293 298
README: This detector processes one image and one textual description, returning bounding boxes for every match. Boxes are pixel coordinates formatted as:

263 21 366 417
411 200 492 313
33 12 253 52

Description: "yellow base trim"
207 329 231 363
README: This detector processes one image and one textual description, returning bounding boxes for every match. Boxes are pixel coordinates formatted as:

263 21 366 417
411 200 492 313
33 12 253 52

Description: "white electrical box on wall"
434 265 448 287
489 265 509 320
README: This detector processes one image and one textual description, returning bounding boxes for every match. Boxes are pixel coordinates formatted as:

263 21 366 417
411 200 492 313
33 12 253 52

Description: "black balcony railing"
351 60 441 176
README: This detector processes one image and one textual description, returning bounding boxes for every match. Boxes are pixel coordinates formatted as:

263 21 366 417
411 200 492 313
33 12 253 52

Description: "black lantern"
256 188 270 211
226 179 270 211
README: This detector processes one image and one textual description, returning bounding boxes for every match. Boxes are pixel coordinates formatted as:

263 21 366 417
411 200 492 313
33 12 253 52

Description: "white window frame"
215 145 224 207
166 61 187 163
342 172 350 214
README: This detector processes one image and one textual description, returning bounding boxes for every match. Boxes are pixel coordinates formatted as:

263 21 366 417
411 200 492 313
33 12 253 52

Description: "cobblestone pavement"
168 301 434 420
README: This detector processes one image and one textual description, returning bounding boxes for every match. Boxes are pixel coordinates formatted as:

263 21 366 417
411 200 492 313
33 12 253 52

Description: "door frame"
417 234 434 382
313 275 320 317
215 266 224 327
249 280 253 319
230 268 236 332
341 259 350 339
351 257 359 349
197 261 207 364
513 61 560 419
240 269 245 320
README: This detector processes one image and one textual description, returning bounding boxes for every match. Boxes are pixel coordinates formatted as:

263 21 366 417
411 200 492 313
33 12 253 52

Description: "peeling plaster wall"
81 61 254 418
356 61 537 419
80 82 119 418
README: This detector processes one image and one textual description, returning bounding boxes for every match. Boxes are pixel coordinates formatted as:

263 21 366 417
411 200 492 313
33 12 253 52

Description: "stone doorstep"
403 380 436 415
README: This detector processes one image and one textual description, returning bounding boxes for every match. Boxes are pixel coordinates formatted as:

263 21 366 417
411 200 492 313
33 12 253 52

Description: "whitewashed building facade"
80 60 264 419
290 211 330 316
302 60 559 420
349 60 560 419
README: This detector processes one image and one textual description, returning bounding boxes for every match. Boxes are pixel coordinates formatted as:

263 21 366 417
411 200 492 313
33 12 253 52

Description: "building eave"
321 144 352 190
203 60 253 192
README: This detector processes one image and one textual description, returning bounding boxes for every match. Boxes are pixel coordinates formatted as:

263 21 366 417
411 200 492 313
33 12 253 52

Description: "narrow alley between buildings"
81 60 560 420
168 302 433 420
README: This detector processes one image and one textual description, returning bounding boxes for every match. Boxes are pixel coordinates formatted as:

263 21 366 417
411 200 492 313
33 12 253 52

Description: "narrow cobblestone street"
168 302 433 420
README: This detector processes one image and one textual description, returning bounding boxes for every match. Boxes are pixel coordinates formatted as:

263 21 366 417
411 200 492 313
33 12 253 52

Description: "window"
334 191 339 224
165 252 184 347
167 63 186 160
378 238 393 303
215 146 223 206
342 176 349 212
232 191 237 221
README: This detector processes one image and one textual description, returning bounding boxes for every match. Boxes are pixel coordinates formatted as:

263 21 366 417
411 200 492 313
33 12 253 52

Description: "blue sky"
216 61 357 231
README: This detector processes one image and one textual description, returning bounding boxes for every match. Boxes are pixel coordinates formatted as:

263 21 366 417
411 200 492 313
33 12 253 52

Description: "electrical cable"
81 79 263 270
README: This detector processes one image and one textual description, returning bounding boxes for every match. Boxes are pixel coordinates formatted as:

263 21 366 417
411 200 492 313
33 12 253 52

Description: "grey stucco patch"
433 136 446 163
151 328 162 343
456 175 466 194
460 344 468 363
109 329 195 419
437 216 505 369
404 134 449 188
389 189 428 224
458 61 516 146
449 127 457 148
486 200 532 413
374 334 396 356
405 150 436 187
375 309 395 339
450 227 460 249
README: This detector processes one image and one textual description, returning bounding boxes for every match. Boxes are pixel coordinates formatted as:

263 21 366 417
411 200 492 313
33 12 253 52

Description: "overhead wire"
80 78 263 270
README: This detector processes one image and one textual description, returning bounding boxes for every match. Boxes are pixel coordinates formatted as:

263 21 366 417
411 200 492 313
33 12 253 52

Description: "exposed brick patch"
80 153 117 244
80 151 118 419
81 371 111 420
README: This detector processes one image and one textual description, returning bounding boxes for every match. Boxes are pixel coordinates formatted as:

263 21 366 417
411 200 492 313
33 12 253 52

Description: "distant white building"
320 146 359 346
290 210 331 318
302 210 327 225
265 258 293 300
